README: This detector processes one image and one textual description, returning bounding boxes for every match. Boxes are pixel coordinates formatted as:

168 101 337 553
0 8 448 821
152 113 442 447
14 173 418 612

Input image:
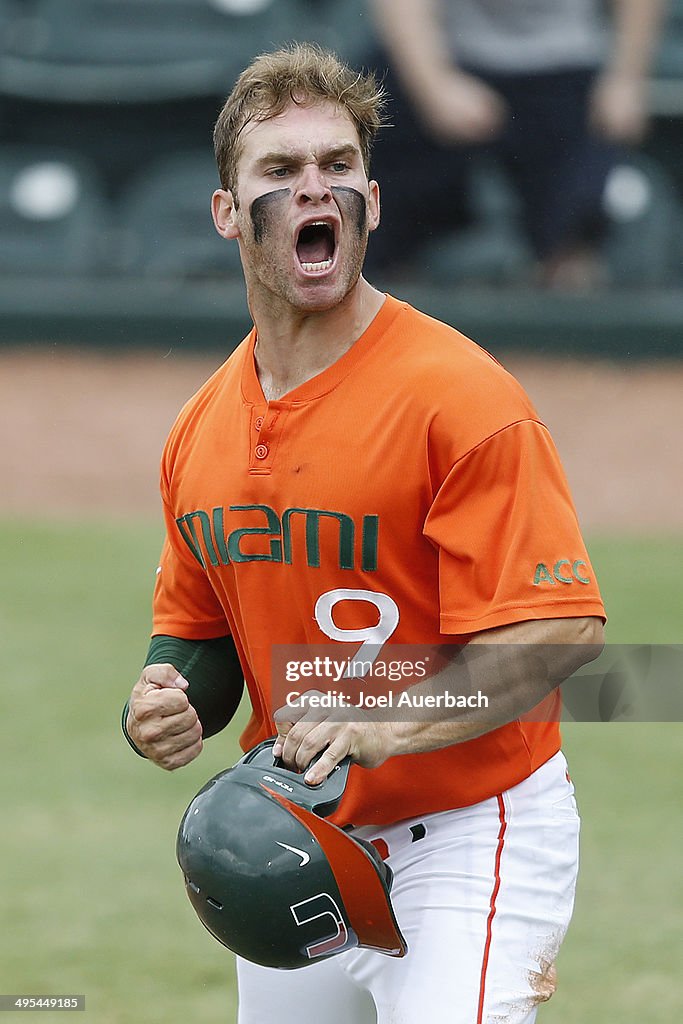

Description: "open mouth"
296 221 336 273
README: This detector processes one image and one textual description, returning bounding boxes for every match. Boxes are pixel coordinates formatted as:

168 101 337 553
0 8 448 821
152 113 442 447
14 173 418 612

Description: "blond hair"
213 42 387 192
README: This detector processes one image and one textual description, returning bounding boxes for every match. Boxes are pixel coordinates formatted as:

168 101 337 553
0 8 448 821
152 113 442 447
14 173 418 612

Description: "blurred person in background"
366 0 667 288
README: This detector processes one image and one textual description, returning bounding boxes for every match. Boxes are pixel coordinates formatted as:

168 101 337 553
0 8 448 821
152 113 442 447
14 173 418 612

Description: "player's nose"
296 163 332 204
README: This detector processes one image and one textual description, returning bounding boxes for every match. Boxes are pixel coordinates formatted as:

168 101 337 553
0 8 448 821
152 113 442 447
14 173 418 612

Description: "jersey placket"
249 404 288 474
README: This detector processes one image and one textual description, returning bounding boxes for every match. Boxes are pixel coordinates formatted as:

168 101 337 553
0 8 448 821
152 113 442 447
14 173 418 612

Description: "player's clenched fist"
126 663 203 771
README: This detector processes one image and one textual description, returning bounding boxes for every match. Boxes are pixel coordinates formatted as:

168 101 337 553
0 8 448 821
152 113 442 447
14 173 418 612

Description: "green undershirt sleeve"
121 635 245 759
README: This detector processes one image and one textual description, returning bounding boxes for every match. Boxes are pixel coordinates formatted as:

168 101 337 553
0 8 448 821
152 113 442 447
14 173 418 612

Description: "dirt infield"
1 346 681 532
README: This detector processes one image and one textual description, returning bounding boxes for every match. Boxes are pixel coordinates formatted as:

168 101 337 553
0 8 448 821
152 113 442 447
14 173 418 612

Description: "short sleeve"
152 495 230 640
423 419 605 633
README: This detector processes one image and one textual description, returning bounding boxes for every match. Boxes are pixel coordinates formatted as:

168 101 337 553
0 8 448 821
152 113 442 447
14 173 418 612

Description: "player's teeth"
301 259 333 271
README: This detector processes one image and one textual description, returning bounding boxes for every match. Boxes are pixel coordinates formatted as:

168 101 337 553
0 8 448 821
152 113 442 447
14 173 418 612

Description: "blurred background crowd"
1 0 682 347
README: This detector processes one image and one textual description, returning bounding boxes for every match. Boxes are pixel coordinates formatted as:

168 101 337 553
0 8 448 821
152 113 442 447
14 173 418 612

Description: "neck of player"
250 276 386 402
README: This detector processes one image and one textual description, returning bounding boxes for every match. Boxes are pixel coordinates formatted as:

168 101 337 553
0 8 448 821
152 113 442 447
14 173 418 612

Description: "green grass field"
1 521 681 1022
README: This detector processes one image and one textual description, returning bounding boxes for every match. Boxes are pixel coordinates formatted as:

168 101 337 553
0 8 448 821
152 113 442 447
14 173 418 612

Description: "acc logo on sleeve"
533 559 591 586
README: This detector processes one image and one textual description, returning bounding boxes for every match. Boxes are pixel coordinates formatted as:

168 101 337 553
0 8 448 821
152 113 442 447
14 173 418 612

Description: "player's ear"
367 179 380 233
212 188 240 240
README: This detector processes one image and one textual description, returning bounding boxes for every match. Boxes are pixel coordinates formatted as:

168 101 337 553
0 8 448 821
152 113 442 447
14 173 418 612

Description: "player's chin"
291 275 359 313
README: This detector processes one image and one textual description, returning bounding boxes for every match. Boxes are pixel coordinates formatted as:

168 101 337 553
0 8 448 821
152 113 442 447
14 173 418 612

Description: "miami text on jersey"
176 504 380 572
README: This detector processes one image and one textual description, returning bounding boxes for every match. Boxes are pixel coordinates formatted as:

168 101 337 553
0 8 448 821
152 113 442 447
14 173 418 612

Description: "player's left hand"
272 695 395 785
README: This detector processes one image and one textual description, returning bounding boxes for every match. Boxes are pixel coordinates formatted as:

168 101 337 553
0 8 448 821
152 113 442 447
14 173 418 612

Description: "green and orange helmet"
176 738 407 970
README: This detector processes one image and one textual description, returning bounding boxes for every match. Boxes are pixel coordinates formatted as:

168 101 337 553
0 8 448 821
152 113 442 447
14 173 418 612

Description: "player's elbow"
568 616 605 670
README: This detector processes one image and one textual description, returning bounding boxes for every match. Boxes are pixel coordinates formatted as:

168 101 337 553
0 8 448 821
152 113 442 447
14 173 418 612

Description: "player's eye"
329 161 349 173
270 167 291 178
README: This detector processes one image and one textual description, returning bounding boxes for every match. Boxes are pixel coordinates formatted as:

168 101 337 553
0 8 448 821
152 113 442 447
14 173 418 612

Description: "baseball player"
123 43 606 1023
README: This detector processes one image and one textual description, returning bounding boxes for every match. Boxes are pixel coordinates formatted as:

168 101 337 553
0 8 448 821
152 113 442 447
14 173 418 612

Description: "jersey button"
254 443 269 459
254 416 264 431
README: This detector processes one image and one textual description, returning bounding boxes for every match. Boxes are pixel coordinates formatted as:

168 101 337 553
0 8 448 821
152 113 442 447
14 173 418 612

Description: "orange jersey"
153 295 605 826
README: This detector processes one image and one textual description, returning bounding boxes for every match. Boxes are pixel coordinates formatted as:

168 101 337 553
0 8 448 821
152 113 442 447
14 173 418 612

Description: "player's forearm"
607 0 668 79
386 617 604 757
122 634 244 759
143 634 244 738
369 0 455 97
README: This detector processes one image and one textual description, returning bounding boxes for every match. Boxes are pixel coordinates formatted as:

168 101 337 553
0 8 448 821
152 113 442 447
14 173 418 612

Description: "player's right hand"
126 663 203 771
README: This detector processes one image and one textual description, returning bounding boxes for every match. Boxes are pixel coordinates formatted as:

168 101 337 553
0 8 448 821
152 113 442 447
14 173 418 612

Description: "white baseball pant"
237 750 580 1024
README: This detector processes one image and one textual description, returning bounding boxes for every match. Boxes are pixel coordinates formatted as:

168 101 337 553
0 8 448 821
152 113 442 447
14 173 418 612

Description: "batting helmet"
176 738 407 969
